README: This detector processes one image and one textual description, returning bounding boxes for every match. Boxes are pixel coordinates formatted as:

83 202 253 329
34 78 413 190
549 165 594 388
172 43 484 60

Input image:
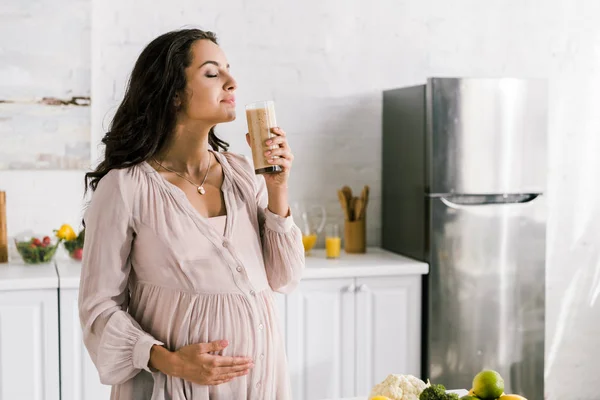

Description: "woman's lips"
221 97 236 105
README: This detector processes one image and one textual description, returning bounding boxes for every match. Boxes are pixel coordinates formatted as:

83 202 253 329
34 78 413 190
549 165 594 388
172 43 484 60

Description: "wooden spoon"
338 190 351 221
355 198 364 221
341 186 353 205
359 185 370 219
349 196 357 221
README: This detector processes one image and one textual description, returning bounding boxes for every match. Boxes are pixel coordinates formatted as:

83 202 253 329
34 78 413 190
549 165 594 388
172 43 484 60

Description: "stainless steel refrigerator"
381 78 547 399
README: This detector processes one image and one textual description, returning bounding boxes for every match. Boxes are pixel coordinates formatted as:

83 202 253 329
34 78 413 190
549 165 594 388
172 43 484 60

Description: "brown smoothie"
245 101 282 174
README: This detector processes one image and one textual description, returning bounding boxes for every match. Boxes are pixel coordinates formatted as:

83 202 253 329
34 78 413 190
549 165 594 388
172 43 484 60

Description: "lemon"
460 396 480 400
499 396 527 400
472 370 504 399
370 396 392 400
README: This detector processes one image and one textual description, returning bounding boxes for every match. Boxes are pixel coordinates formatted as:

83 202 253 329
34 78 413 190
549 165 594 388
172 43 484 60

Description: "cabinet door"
60 289 112 400
0 289 60 400
355 276 422 396
286 278 355 400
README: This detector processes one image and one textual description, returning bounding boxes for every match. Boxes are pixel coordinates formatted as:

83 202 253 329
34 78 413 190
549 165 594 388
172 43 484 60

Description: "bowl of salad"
14 234 61 264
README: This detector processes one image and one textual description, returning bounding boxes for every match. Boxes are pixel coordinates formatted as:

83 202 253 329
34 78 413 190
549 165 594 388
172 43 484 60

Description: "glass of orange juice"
325 224 341 259
294 202 326 255
302 233 318 254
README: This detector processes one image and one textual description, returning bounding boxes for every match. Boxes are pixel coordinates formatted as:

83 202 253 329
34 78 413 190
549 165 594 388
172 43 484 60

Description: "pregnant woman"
79 28 304 399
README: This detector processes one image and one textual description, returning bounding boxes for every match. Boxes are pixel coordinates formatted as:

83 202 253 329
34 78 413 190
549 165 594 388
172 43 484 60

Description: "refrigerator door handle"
440 193 540 208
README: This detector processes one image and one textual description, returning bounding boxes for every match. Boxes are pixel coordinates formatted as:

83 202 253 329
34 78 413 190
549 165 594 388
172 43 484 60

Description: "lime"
472 370 504 399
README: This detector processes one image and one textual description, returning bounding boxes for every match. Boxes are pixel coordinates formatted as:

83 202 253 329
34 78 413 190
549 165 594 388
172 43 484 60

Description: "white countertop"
0 260 59 291
55 257 83 289
303 247 428 279
0 247 429 291
56 247 428 288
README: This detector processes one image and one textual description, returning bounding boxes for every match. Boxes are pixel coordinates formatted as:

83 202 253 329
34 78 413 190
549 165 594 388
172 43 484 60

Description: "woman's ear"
174 93 182 108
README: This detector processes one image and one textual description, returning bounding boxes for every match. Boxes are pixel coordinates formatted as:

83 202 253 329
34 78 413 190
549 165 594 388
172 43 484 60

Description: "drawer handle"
356 284 368 292
344 284 356 292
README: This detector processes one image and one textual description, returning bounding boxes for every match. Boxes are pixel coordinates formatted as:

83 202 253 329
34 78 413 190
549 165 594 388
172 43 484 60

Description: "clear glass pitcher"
292 202 326 254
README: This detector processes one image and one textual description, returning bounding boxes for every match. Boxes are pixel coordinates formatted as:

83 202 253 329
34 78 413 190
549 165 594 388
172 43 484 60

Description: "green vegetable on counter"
62 228 85 260
419 384 460 400
64 228 85 253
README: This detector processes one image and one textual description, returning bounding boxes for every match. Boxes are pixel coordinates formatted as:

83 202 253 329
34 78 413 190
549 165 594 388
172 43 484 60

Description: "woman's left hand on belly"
162 340 254 386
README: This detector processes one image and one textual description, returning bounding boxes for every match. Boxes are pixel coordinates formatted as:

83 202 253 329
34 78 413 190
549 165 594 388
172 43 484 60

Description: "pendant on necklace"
197 186 206 195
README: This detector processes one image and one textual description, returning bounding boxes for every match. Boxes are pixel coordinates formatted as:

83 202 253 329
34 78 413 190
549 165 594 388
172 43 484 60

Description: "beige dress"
78 151 305 400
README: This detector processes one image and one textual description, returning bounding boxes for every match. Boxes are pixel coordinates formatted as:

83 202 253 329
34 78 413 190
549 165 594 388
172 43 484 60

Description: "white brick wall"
2 0 600 398
0 0 90 234
0 0 90 98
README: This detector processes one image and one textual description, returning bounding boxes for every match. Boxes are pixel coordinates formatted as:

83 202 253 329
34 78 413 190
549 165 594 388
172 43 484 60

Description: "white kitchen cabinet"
56 259 112 400
355 275 422 397
59 287 112 400
288 248 428 400
0 263 60 400
287 276 422 400
286 278 356 400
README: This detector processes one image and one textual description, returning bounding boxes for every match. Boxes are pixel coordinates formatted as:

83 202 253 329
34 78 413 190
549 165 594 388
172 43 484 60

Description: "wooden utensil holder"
344 218 366 254
0 191 7 263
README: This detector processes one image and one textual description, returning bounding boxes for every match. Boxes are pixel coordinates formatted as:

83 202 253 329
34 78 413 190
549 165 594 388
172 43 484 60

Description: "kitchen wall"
0 0 90 238
2 0 599 398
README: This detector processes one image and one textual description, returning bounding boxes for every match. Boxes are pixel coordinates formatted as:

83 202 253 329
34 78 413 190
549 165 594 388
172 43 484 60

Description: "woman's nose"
225 74 237 92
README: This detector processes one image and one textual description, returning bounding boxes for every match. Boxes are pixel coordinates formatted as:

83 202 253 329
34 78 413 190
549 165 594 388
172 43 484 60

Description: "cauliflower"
369 374 430 400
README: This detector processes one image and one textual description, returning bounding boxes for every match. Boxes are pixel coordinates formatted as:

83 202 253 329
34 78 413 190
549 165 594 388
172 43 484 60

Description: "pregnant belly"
129 282 281 359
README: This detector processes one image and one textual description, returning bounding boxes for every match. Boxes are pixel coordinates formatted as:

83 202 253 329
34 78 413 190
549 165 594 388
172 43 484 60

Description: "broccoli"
419 384 460 400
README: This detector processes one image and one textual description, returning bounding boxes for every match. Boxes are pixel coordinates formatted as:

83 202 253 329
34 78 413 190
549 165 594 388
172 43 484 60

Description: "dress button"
250 290 256 296
236 266 242 272
259 354 265 360
256 382 261 388
258 323 264 330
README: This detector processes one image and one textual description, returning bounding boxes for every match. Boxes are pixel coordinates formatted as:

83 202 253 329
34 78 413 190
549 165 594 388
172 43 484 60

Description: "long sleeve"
255 174 305 294
79 169 163 385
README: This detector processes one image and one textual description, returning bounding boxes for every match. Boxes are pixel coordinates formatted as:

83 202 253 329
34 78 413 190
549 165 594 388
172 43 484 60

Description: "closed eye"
206 73 218 78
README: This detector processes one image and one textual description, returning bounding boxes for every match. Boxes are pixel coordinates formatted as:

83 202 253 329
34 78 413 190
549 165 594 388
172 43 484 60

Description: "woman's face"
179 39 237 124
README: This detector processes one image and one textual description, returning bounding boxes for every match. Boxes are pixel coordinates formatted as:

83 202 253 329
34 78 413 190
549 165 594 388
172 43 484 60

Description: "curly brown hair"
85 28 229 193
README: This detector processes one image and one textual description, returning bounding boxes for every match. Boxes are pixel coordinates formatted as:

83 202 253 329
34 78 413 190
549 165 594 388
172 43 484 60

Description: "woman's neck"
155 121 214 174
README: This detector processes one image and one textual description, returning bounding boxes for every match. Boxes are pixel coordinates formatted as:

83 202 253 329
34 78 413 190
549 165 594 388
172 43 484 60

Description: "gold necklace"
152 152 212 195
